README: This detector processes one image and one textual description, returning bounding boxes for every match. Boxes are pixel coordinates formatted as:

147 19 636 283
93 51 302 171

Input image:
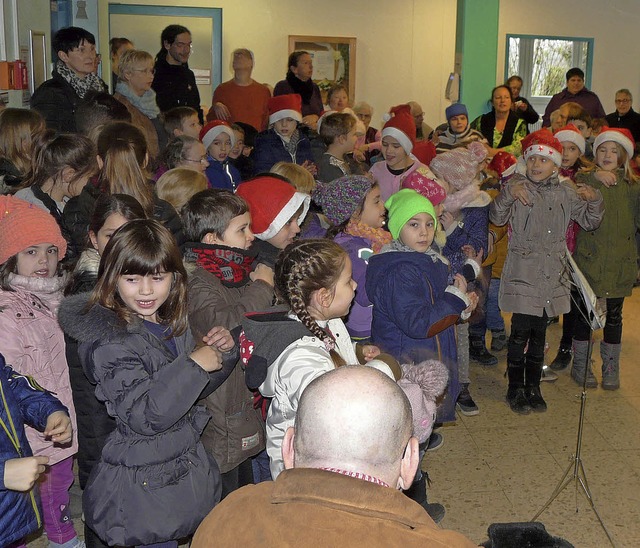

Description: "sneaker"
541 364 558 382
422 501 446 524
456 386 480 416
490 330 508 352
469 338 498 366
549 346 572 371
426 432 444 452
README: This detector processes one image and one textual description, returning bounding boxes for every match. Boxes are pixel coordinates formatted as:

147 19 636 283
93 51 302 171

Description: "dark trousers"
507 312 548 367
574 294 624 344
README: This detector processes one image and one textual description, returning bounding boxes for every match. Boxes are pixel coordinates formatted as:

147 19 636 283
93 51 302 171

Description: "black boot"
470 335 498 366
506 364 531 414
549 345 572 371
525 358 547 412
403 471 445 523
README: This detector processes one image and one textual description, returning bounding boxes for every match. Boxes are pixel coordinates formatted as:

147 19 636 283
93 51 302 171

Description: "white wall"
497 0 640 115
98 0 457 130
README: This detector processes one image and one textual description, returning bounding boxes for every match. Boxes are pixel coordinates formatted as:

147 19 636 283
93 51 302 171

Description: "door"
108 4 222 112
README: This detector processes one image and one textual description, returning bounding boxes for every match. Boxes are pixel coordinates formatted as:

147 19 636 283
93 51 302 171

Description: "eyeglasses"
133 68 155 75
182 156 208 164
615 98 631 104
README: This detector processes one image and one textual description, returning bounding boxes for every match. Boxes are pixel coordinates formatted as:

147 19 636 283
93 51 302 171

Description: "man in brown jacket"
192 365 479 547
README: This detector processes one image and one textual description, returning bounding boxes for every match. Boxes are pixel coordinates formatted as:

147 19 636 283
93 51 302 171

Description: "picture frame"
288 35 356 105
29 30 48 93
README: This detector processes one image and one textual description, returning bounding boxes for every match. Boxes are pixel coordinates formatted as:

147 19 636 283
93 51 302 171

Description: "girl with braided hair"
240 239 396 479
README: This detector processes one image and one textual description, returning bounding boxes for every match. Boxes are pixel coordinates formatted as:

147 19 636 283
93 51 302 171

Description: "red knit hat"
268 94 303 125
521 128 563 167
555 124 586 154
0 195 67 265
488 151 517 177
200 120 236 150
236 176 310 240
594 127 635 159
401 167 447 206
381 104 416 154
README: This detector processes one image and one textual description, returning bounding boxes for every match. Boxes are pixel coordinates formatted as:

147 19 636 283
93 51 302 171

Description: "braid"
275 239 349 367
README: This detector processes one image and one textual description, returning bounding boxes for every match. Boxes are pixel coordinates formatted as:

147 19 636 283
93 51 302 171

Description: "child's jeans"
251 450 272 483
469 277 506 338
40 456 77 546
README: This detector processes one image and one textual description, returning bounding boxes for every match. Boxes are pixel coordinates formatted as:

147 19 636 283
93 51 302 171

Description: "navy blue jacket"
252 128 314 175
366 250 467 422
204 157 242 192
0 356 67 547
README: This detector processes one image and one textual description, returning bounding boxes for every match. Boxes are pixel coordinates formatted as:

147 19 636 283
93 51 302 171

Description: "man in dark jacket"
506 75 539 127
605 89 640 150
31 27 107 132
152 24 203 123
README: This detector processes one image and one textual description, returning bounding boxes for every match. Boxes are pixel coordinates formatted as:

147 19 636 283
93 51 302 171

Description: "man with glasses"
153 24 204 123
606 89 640 148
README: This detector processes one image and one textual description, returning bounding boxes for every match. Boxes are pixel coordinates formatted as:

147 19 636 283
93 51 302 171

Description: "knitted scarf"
278 128 301 154
183 242 255 288
55 60 104 100
345 219 392 253
285 71 313 104
560 166 578 181
115 81 161 120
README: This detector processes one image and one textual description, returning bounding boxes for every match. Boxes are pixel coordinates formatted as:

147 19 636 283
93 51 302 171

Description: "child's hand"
360 344 381 362
464 291 479 314
462 245 483 266
440 211 456 230
353 147 367 163
510 182 532 206
301 160 317 176
576 183 599 201
250 263 275 286
594 170 617 187
202 326 235 353
3 456 49 491
190 345 223 372
44 411 72 445
453 273 468 294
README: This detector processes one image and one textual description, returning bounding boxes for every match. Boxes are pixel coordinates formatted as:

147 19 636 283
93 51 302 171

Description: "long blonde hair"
0 108 46 176
593 142 639 184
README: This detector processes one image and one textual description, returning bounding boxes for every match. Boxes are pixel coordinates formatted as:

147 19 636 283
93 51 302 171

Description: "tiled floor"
426 288 640 547
26 291 640 547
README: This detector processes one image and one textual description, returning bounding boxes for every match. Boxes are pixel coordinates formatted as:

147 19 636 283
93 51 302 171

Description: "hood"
58 292 131 344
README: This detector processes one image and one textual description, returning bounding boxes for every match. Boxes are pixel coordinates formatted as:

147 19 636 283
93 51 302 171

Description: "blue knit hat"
445 103 468 121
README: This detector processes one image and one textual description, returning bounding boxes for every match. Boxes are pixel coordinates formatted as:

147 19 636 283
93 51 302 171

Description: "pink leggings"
40 456 78 544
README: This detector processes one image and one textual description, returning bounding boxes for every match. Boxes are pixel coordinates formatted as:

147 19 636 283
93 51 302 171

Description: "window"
506 34 594 98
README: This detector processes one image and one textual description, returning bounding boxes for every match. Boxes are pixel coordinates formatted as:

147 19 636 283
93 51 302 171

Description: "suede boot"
524 358 547 412
600 342 621 390
506 364 531 415
570 339 598 388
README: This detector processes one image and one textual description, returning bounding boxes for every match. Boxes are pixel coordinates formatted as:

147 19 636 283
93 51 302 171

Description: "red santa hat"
200 120 236 150
521 128 563 167
554 124 586 155
381 104 416 154
236 176 310 240
487 151 517 177
594 127 635 159
268 94 303 125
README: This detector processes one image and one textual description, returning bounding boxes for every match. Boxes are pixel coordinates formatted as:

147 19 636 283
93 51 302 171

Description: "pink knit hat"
401 167 447 206
0 195 67 264
429 141 487 190
397 359 449 444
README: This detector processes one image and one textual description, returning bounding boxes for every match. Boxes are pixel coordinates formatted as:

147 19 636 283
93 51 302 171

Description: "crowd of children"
2 24 640 547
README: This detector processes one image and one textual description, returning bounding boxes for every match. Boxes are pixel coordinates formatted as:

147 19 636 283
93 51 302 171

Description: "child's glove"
239 331 269 390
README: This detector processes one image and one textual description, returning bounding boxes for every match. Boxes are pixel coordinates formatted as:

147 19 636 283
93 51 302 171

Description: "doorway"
108 4 222 111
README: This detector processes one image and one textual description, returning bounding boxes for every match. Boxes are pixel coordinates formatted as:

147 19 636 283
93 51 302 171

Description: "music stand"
531 252 615 547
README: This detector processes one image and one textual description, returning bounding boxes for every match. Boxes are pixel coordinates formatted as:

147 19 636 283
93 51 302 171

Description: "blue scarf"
115 81 160 119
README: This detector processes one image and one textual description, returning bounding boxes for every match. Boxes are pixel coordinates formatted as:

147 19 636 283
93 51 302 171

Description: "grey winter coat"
490 172 604 317
58 294 222 546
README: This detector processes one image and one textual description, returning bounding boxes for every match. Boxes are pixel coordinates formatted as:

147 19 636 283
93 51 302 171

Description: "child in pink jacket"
0 196 79 548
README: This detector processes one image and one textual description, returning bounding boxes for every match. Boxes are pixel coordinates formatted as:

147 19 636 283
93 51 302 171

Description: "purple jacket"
334 232 374 338
542 87 605 126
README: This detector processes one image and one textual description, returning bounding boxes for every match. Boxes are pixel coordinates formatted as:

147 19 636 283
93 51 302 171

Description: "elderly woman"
273 51 323 130
471 85 527 157
31 26 107 133
327 84 350 112
114 49 167 162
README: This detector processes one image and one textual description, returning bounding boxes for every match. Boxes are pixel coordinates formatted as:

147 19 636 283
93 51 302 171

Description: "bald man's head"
292 366 414 481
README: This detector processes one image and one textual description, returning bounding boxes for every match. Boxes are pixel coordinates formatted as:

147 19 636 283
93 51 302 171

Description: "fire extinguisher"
13 60 28 90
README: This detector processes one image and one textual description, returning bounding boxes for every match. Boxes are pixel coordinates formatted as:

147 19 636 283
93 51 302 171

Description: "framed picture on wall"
288 35 356 105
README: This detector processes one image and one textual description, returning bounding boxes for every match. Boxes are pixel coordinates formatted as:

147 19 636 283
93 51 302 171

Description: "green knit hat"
385 188 437 240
